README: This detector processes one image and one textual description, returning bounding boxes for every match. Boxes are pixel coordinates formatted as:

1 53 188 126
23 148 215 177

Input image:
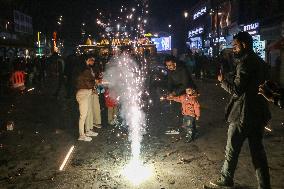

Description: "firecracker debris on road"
0 80 283 189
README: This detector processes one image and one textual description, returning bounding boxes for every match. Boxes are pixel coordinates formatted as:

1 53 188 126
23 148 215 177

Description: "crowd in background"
179 50 235 80
0 49 238 135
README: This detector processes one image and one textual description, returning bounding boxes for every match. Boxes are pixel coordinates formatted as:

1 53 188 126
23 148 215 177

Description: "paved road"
0 80 283 189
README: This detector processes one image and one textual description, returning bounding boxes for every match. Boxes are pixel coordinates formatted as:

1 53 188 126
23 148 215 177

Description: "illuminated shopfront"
242 22 266 60
186 26 204 53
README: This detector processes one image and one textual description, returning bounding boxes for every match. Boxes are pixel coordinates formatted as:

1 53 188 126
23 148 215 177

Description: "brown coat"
76 66 96 90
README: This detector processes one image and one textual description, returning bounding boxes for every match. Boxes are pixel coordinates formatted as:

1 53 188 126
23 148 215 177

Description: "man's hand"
196 117 199 121
217 70 224 82
95 79 101 85
92 89 98 95
258 83 274 102
160 96 166 101
166 95 174 101
168 92 176 98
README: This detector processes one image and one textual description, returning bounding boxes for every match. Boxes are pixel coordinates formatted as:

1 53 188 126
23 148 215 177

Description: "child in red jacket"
166 87 200 142
104 88 118 126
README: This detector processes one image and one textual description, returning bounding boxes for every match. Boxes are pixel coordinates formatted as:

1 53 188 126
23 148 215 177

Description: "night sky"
2 0 198 47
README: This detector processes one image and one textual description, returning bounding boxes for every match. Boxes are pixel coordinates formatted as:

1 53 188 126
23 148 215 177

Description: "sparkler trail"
104 53 153 184
104 53 146 161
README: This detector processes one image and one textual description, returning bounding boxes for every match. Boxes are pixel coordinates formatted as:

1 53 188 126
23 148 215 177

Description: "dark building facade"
0 2 34 59
186 0 211 55
186 0 284 84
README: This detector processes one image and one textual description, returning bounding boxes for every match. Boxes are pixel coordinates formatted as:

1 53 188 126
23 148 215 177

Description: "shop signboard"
186 37 202 50
188 27 204 38
243 22 259 35
151 36 171 51
193 7 207 20
213 37 226 43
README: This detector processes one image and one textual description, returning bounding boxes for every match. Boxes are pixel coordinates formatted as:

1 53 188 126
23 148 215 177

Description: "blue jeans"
183 115 196 139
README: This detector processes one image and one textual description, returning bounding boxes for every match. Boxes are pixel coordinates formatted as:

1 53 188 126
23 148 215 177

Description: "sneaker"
109 119 119 126
165 129 180 135
86 131 98 137
185 136 193 143
78 135 92 142
209 178 234 188
185 132 194 143
93 124 102 129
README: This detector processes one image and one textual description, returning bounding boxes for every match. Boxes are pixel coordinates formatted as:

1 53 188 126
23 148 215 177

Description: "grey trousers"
221 122 271 189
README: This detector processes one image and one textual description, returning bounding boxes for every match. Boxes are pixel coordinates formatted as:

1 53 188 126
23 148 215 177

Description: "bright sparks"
121 158 153 185
104 54 152 185
59 145 74 171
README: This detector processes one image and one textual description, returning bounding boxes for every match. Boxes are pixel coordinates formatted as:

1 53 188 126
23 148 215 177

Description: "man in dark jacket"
165 55 196 97
210 32 271 189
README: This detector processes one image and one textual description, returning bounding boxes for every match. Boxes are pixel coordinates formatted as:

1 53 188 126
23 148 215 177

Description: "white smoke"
104 54 146 160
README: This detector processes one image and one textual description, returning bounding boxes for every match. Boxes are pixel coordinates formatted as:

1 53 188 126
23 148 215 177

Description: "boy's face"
186 88 194 95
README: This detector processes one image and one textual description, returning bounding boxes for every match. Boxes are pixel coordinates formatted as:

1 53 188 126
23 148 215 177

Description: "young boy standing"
166 87 200 142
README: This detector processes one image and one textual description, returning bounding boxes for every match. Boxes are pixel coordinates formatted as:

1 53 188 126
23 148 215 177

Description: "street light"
184 11 188 18
168 24 172 28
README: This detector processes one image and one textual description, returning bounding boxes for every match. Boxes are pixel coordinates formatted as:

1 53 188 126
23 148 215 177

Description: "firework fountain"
104 53 153 185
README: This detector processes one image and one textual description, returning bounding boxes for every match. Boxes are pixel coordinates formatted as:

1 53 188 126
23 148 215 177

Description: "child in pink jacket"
166 87 200 142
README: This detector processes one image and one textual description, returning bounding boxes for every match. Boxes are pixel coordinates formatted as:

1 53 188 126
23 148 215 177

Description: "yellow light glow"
59 145 74 171
121 158 153 185
265 126 272 132
27 88 35 92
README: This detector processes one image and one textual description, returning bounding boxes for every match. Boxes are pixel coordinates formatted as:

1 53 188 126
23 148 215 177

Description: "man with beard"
209 31 271 189
163 55 196 134
164 55 196 98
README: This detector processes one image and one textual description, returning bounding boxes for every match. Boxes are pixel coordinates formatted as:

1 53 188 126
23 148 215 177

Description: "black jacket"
221 51 271 126
167 64 195 96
